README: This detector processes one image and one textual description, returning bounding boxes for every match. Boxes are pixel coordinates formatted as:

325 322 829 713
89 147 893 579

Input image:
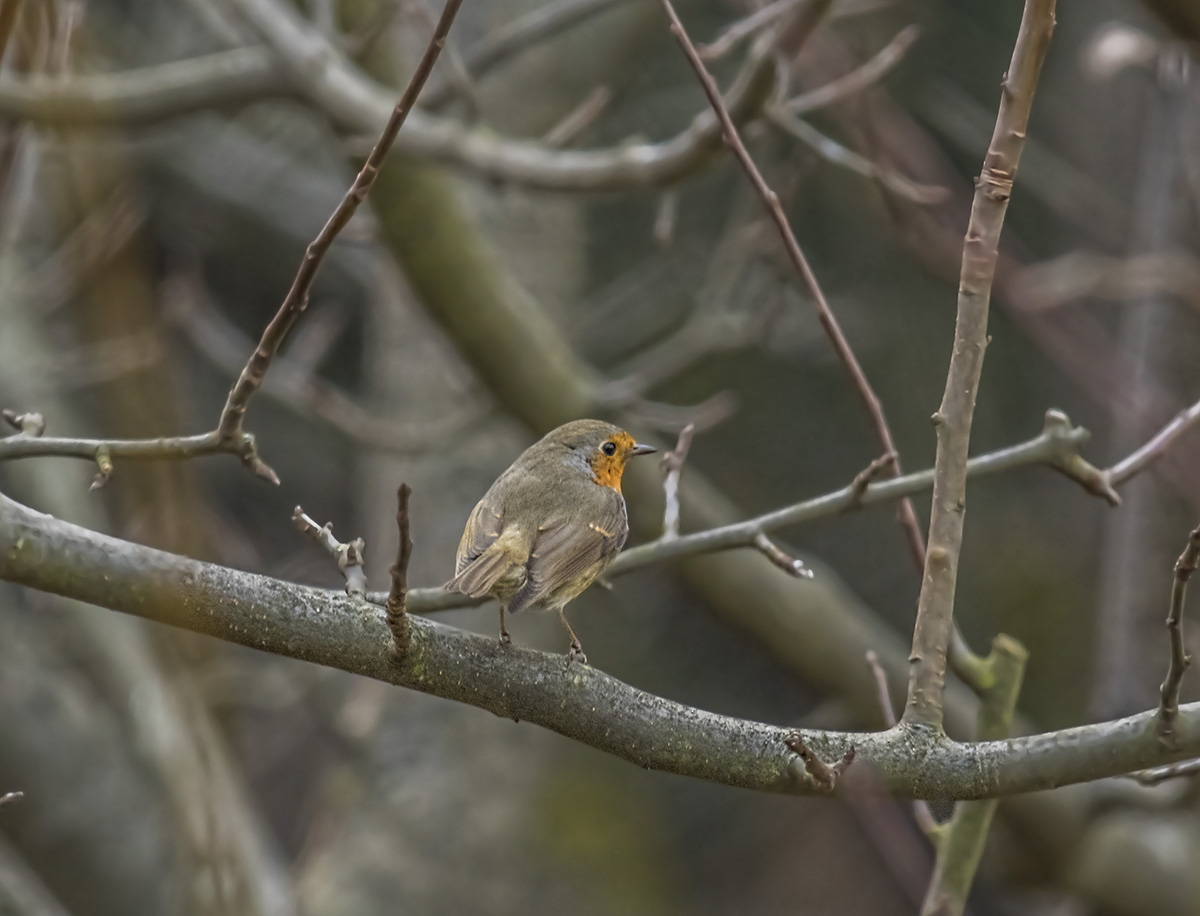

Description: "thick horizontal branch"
2 491 1199 800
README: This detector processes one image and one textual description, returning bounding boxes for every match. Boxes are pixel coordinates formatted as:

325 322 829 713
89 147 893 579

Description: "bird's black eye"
601 441 617 456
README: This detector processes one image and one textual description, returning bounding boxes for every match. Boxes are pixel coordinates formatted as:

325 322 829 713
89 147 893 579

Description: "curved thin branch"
2 490 1200 800
766 104 947 204
390 411 1095 611
614 410 1089 573
0 427 278 481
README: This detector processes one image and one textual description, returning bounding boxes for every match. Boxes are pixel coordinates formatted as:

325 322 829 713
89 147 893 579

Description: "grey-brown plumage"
445 419 655 663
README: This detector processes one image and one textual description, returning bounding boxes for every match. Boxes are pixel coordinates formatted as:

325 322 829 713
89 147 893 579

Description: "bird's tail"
444 543 521 599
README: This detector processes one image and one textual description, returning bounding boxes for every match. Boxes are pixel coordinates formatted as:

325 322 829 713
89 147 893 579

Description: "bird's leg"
557 608 587 665
498 604 512 646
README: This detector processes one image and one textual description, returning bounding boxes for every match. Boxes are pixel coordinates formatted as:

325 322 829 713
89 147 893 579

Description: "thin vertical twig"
215 0 465 477
386 484 414 653
661 423 694 540
1158 523 1200 738
903 0 1056 732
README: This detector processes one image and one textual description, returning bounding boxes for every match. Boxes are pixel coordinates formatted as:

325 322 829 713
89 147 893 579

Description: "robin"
445 419 656 664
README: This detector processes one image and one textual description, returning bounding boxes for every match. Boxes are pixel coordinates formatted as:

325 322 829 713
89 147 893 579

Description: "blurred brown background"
2 0 1200 914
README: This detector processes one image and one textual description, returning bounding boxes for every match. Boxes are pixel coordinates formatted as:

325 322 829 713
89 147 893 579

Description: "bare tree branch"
291 506 369 597
660 423 694 540
0 427 271 476
4 489 1200 801
753 532 813 579
920 635 1027 916
388 412 1102 612
0 38 779 192
783 734 855 791
1107 395 1200 487
1159 523 1200 739
164 277 480 456
1124 757 1200 785
422 0 630 110
700 0 802 60
214 0 465 465
783 24 920 115
541 86 612 148
766 104 947 204
903 0 1056 732
385 484 414 653
655 0 930 598
865 651 940 836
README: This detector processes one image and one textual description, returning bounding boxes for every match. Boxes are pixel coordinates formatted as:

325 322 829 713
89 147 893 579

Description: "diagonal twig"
1125 757 1200 786
654 0 929 583
1107 395 1200 487
783 24 920 115
214 0 465 473
292 506 369 596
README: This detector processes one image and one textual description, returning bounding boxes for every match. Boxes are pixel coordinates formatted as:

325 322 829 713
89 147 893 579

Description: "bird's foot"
566 639 588 666
499 630 512 646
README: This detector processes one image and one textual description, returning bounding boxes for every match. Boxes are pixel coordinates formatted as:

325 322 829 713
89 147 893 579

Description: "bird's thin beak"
630 443 656 457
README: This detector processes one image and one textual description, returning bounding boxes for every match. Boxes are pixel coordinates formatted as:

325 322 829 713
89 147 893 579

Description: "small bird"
445 419 656 664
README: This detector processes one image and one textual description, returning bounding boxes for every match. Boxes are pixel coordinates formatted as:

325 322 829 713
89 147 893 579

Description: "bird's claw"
566 640 588 666
499 631 512 646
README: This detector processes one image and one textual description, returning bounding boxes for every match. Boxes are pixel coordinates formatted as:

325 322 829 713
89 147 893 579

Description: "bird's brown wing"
507 499 628 614
444 494 523 598
453 494 503 575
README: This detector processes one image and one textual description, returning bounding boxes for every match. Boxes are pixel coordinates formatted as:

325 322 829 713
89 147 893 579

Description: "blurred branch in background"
162 269 482 455
0 20 777 191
